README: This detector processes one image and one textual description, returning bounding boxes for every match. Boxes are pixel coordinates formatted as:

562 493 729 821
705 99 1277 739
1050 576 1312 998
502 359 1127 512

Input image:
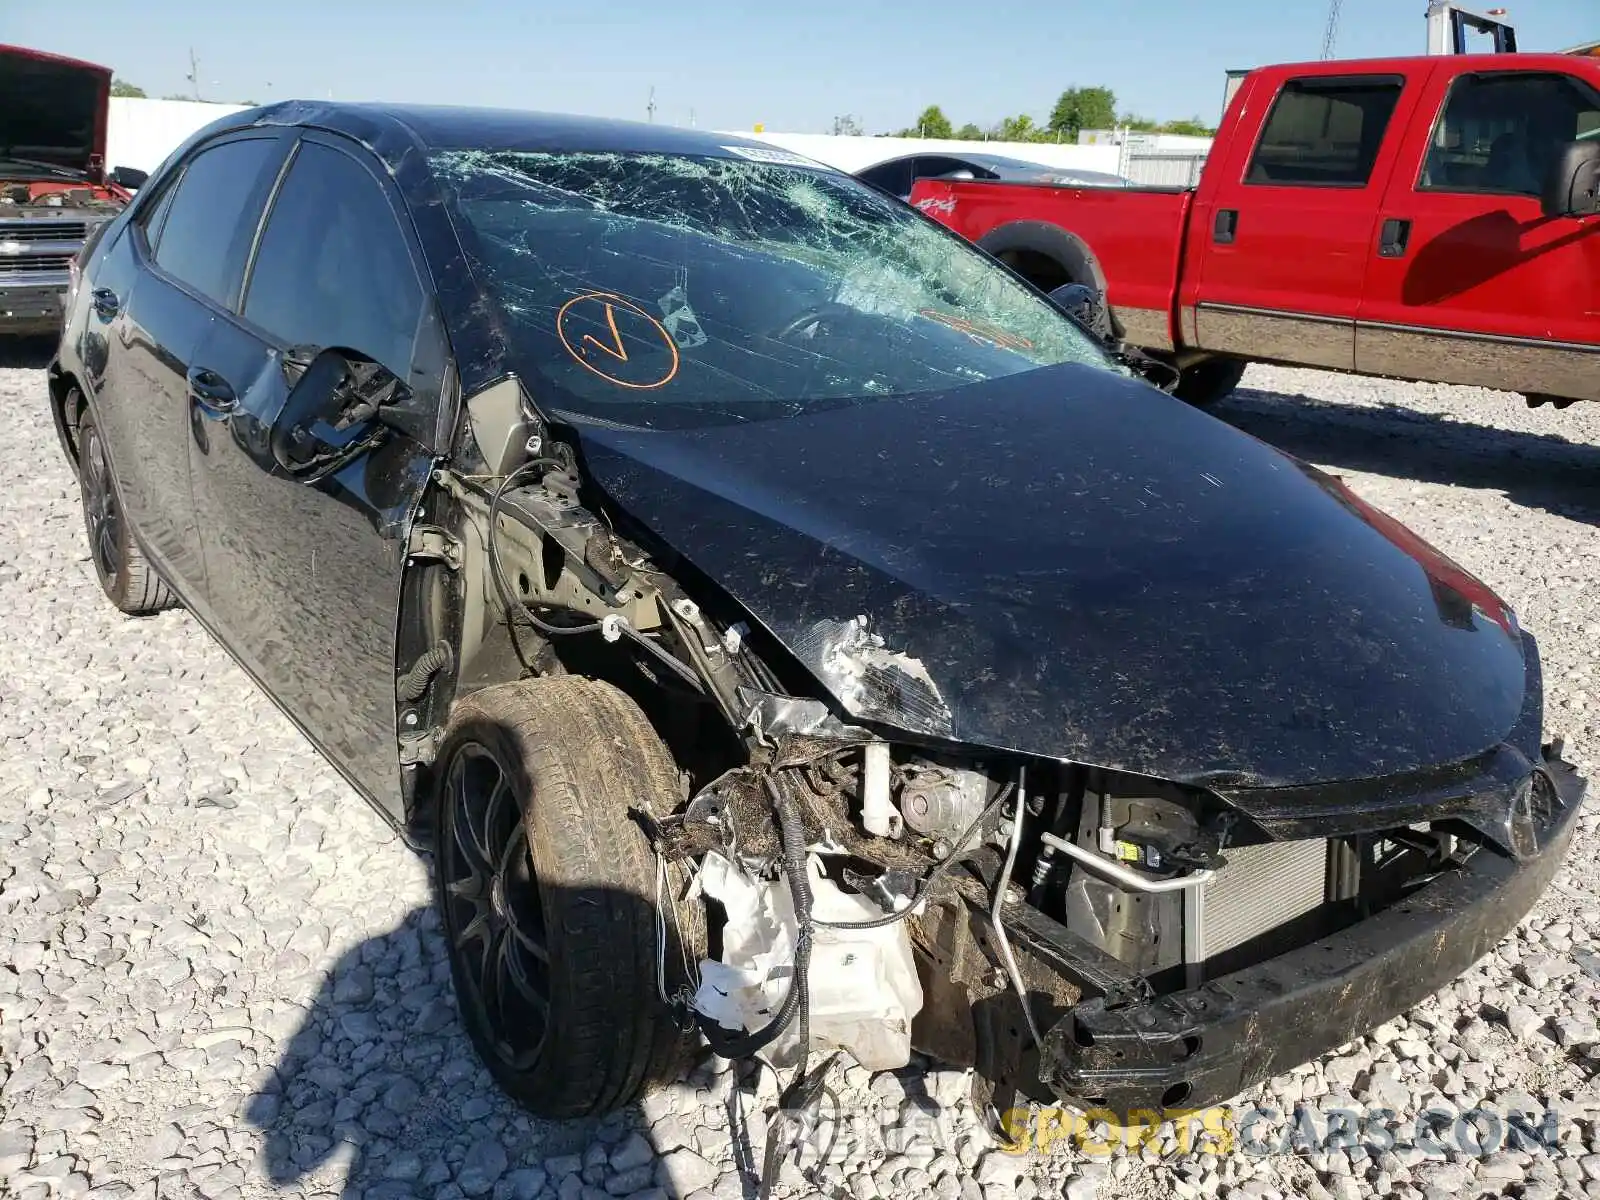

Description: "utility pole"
646 86 657 124
186 47 203 101
1320 0 1342 59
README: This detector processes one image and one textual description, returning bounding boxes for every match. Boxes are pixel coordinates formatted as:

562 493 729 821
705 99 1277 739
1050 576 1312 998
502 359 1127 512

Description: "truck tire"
430 675 705 1118
1173 358 1247 409
76 411 178 616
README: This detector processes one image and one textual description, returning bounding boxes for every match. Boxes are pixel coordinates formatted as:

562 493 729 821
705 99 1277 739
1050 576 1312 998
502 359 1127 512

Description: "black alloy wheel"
74 407 176 615
431 676 705 1118
437 741 552 1073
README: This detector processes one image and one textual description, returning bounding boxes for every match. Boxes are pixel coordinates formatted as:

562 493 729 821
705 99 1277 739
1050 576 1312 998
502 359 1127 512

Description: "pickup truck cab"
911 53 1600 409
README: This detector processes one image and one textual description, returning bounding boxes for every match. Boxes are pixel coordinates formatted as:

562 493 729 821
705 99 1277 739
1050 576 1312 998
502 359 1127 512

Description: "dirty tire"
1173 357 1248 409
76 411 177 615
431 675 705 1118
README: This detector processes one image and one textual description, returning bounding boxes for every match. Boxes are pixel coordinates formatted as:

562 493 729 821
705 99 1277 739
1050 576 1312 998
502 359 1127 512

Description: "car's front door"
1356 65 1600 399
185 132 450 820
92 131 290 597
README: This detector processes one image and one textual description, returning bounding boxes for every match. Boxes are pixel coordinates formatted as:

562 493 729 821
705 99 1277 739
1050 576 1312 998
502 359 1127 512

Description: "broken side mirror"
109 166 148 191
1541 139 1600 220
1048 282 1115 343
271 346 410 482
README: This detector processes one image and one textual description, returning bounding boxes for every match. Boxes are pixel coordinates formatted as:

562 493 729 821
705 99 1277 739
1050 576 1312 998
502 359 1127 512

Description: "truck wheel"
1173 358 1247 409
430 676 705 1118
76 412 178 616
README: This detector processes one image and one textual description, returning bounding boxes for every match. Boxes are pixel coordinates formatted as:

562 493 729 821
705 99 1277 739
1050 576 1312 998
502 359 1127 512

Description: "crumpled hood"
0 44 111 177
568 363 1530 789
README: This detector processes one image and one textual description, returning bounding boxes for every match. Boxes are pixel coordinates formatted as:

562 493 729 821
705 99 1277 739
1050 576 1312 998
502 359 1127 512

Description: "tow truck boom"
1425 1 1518 55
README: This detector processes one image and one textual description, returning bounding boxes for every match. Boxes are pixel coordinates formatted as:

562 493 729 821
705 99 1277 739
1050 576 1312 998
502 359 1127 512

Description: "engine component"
691 850 923 1070
1096 794 1228 872
861 741 899 837
899 757 989 839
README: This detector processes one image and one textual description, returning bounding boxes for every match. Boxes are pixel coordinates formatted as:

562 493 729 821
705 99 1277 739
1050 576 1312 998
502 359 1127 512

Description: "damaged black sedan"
50 102 1586 1123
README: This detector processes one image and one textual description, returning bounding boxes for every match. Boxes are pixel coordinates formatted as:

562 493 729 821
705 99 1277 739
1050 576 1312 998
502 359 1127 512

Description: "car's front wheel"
76 411 177 616
431 675 705 1118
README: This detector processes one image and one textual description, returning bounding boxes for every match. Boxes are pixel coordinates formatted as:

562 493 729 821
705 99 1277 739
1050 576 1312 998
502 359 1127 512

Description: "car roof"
210 100 797 162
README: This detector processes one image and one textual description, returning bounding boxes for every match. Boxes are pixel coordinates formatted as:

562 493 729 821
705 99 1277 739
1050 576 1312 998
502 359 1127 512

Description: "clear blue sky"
10 0 1596 133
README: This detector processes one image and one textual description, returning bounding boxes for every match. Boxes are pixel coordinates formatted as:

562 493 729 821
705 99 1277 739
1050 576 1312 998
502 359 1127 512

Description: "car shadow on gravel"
243 899 799 1199
0 336 56 370
243 904 655 1199
1213 387 1600 527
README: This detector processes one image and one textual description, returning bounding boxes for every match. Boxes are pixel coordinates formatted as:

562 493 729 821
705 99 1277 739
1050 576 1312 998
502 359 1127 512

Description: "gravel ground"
2 348 1598 1200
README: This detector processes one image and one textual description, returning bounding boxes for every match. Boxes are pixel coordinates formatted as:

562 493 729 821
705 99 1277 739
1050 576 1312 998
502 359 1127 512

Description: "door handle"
1378 217 1413 258
1213 209 1239 245
90 287 120 320
186 365 238 414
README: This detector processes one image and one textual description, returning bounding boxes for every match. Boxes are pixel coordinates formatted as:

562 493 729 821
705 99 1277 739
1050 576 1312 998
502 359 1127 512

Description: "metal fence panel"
1122 153 1209 187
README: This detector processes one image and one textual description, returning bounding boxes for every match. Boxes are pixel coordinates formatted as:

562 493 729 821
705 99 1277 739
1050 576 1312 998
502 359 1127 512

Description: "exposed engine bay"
401 389 1586 1129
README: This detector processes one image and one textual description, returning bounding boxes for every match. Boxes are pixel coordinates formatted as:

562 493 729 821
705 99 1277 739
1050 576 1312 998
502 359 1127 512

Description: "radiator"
1194 838 1329 961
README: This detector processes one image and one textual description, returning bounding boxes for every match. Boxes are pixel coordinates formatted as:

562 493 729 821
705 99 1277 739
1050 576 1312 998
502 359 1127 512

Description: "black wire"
810 781 1017 931
486 459 606 641
485 460 707 693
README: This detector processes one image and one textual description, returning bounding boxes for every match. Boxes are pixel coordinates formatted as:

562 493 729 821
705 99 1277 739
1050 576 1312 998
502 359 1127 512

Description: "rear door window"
136 172 182 254
149 136 284 307
1246 76 1406 186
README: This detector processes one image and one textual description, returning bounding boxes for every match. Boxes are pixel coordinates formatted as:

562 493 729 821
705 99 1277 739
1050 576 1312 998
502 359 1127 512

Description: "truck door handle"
1213 209 1238 244
1378 218 1413 258
186 365 238 414
90 287 120 320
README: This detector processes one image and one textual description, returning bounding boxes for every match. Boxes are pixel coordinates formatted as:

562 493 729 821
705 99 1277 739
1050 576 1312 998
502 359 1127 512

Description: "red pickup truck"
910 52 1600 409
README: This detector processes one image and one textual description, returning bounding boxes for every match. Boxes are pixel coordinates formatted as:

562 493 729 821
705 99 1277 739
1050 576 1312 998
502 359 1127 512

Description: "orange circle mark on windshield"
917 308 1034 352
557 292 681 390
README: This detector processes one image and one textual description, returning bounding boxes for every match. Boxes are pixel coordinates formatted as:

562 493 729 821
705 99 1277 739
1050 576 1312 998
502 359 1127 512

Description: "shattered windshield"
431 148 1122 429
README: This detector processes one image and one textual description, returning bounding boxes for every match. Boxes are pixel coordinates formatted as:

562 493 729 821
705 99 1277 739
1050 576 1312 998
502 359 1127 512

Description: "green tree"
954 122 984 140
900 105 953 139
110 78 147 98
1118 112 1161 132
1160 117 1216 136
1048 86 1117 141
993 113 1041 142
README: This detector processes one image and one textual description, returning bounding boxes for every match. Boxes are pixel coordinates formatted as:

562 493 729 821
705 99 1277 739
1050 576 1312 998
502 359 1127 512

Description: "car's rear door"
88 130 291 601
1187 69 1418 370
184 131 449 821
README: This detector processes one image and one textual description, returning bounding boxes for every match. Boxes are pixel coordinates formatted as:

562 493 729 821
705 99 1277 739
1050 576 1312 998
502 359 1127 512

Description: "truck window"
1246 76 1405 187
1419 71 1600 196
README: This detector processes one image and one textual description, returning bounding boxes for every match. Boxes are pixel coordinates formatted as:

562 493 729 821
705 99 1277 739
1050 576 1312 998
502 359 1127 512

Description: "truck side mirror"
1540 139 1600 219
109 166 148 191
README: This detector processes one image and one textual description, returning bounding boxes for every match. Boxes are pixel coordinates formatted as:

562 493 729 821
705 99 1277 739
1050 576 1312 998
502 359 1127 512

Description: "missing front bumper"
1035 751 1586 1115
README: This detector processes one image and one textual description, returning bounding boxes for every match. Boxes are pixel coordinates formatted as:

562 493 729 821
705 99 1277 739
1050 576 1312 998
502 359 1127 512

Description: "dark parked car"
50 102 1585 1126
854 150 1130 203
